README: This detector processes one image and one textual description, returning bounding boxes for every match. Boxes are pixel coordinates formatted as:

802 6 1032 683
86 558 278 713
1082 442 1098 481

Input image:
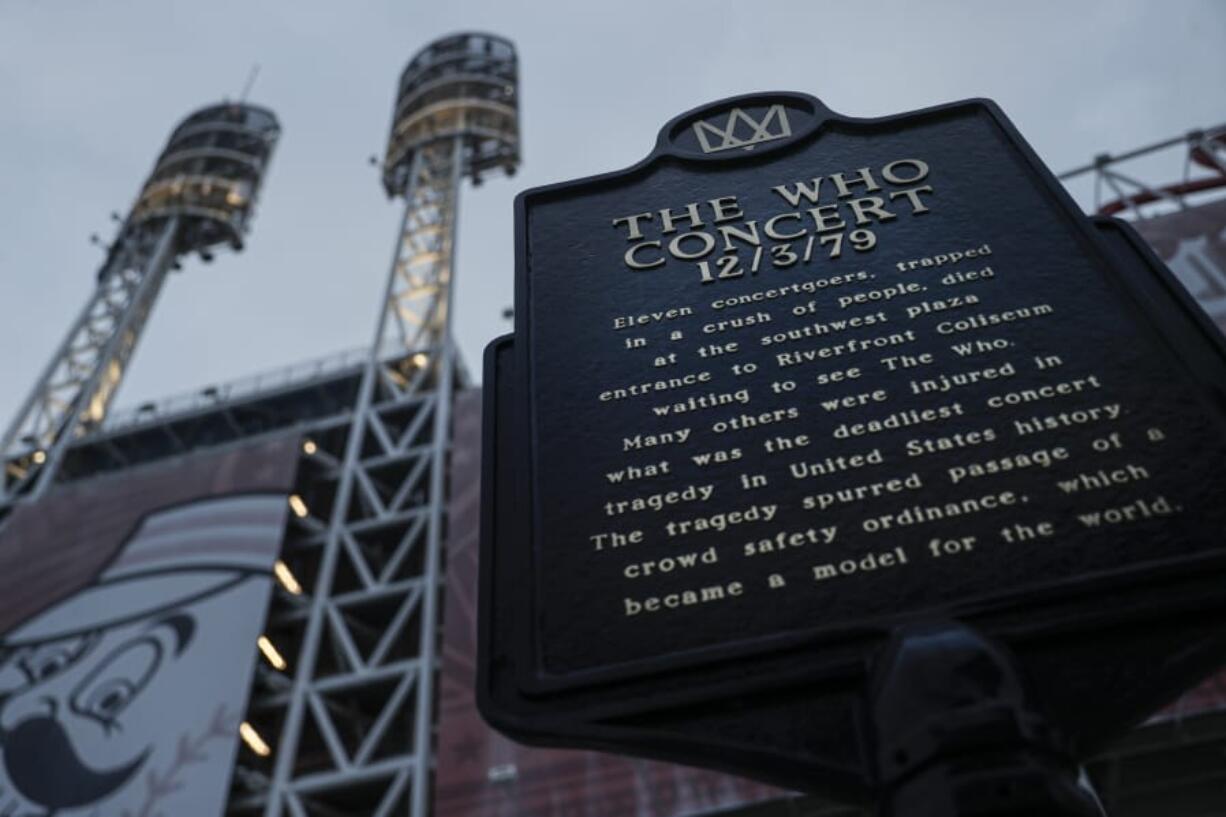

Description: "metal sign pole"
869 621 1104 817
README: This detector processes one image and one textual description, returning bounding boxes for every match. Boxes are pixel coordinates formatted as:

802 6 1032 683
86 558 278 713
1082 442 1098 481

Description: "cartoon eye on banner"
0 437 300 816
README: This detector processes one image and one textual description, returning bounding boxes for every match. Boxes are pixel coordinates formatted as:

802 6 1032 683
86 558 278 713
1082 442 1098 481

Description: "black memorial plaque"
479 93 1226 799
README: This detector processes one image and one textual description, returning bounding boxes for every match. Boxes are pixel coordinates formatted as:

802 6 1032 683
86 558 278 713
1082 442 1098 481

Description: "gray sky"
1 0 1224 425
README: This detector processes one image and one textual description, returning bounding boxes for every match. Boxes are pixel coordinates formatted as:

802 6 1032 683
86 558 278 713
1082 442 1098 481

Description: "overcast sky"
1 0 1223 425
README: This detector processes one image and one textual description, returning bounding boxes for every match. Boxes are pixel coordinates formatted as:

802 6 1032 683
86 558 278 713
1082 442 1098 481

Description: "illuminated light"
288 494 309 518
274 560 303 595
86 393 106 423
302 439 318 455
225 188 246 206
31 450 46 464
412 353 429 367
257 636 288 671
240 722 271 757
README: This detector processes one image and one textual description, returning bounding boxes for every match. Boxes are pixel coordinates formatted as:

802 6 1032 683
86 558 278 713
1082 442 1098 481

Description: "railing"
98 346 372 434
94 338 464 438
1058 124 1226 218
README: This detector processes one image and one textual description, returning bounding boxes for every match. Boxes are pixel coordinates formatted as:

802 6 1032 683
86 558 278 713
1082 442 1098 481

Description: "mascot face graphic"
0 495 287 816
0 614 194 812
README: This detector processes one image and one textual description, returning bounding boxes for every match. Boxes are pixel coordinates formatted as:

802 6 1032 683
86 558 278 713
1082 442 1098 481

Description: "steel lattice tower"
0 103 280 517
0 99 280 515
231 33 520 816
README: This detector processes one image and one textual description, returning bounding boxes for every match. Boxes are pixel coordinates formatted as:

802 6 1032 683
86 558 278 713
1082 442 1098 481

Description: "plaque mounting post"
869 621 1106 817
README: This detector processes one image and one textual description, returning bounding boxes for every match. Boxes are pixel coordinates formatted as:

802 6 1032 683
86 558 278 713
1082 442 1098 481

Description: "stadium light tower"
0 103 280 513
253 33 519 816
379 31 521 352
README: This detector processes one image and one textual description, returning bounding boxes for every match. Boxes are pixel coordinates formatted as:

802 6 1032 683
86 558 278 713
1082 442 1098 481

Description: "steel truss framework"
230 138 464 817
0 221 178 508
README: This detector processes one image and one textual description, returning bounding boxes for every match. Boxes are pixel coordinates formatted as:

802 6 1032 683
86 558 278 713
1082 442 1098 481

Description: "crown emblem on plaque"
692 105 792 153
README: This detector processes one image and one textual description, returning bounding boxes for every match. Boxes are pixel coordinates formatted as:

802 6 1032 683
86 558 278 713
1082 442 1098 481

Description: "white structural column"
256 136 461 817
0 219 179 509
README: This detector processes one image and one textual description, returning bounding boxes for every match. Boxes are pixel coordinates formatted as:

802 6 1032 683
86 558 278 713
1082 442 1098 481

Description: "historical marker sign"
479 93 1226 799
